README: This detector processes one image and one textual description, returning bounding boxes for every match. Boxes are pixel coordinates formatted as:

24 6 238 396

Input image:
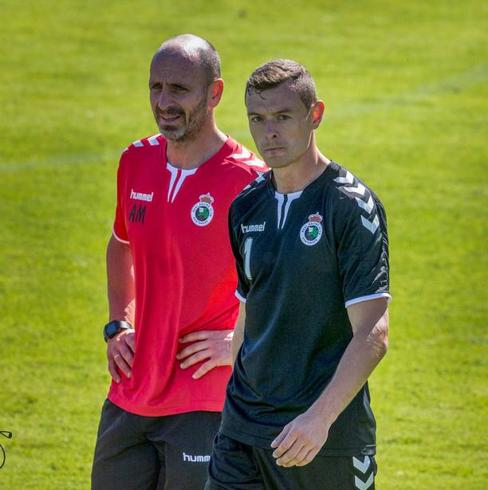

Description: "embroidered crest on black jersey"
299 212 323 246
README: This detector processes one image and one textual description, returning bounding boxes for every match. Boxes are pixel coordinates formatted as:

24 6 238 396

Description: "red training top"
109 134 265 416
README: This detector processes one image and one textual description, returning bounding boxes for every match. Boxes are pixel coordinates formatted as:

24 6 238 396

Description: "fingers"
278 444 314 467
179 329 233 344
179 331 210 343
271 428 297 460
107 332 135 381
108 358 120 383
176 341 209 361
126 332 136 352
179 349 210 369
295 447 318 467
191 359 217 379
113 352 132 378
271 425 289 450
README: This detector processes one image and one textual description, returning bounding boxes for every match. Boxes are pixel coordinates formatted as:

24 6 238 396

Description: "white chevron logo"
232 148 252 160
232 148 265 168
147 134 161 146
334 170 354 185
355 473 374 490
353 456 371 473
343 182 366 197
355 195 374 214
361 214 379 234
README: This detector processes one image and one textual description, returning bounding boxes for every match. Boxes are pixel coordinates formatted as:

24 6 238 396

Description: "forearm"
309 310 388 426
107 235 136 324
231 301 246 364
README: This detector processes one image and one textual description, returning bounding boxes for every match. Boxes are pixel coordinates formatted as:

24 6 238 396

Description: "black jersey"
221 162 390 456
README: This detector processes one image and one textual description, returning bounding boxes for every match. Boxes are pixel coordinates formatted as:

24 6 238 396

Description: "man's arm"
271 298 389 467
106 235 136 383
231 301 246 365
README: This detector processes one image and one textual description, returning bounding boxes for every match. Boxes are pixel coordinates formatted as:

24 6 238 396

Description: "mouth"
157 108 184 124
160 114 182 123
263 147 285 154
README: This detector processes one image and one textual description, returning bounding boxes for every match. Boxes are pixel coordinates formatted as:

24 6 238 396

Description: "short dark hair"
246 59 317 109
159 34 221 85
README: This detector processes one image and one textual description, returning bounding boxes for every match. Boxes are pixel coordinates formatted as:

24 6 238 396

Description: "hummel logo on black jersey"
241 222 266 233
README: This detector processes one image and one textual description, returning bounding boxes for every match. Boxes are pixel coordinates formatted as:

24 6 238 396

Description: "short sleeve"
335 191 390 307
228 204 250 303
112 153 129 244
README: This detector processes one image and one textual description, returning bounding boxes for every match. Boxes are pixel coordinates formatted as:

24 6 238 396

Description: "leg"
254 448 378 490
91 399 160 490
146 411 223 490
205 432 265 490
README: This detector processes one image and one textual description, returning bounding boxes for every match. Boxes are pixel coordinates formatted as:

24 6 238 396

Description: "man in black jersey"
206 60 391 490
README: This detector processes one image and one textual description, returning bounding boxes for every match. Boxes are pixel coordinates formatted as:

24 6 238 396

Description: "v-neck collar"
162 136 237 173
265 163 336 198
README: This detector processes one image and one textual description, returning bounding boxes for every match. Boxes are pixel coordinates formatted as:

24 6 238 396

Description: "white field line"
1 64 487 173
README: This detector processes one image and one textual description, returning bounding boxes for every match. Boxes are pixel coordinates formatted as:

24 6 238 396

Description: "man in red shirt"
91 34 264 490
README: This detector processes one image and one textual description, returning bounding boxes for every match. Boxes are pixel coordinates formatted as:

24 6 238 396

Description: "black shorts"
205 432 377 490
91 399 221 490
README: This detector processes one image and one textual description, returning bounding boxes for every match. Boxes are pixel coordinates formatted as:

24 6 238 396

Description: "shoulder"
222 141 267 177
120 133 165 162
230 171 270 217
327 162 386 234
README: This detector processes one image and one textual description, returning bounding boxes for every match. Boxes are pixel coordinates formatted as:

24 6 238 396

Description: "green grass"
1 0 487 488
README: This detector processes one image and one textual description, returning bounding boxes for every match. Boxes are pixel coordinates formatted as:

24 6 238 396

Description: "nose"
157 87 172 111
264 120 278 140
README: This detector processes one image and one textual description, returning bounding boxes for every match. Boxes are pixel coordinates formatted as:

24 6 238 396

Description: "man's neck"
273 145 330 194
166 122 227 170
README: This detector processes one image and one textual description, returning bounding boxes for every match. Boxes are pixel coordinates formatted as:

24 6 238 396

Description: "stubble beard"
158 95 210 144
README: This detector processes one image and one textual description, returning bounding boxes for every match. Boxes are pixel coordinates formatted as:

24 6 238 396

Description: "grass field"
1 0 487 488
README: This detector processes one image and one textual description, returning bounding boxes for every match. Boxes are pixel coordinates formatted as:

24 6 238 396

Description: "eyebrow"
247 109 293 116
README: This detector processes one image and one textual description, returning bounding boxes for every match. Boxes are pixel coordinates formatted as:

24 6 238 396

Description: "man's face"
246 82 316 169
149 52 211 142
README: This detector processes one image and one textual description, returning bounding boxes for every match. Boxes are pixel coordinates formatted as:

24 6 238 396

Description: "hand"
271 409 330 467
177 329 233 379
107 329 135 383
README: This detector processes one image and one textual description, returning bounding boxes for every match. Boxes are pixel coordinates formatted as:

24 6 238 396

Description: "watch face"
105 321 122 340
107 323 119 337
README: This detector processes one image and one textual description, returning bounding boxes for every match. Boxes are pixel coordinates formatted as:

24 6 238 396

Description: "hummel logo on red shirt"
130 189 154 202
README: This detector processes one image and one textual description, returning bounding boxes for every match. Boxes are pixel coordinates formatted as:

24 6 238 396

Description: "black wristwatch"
103 320 133 342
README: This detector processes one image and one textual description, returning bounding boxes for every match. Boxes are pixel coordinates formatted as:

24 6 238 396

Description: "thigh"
91 399 160 490
254 449 377 490
205 432 265 490
146 411 222 490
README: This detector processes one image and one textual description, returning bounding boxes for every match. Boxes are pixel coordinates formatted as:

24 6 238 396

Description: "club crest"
300 213 323 246
191 193 215 226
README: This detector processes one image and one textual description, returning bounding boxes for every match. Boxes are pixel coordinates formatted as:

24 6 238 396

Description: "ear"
208 78 224 108
310 100 325 129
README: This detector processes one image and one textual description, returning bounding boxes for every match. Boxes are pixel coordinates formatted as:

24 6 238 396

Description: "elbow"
370 320 389 360
378 323 389 359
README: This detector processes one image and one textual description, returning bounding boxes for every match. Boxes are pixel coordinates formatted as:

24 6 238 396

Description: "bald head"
155 34 221 85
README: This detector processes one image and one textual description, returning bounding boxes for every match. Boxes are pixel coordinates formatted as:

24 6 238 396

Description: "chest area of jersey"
124 166 233 241
238 195 335 280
